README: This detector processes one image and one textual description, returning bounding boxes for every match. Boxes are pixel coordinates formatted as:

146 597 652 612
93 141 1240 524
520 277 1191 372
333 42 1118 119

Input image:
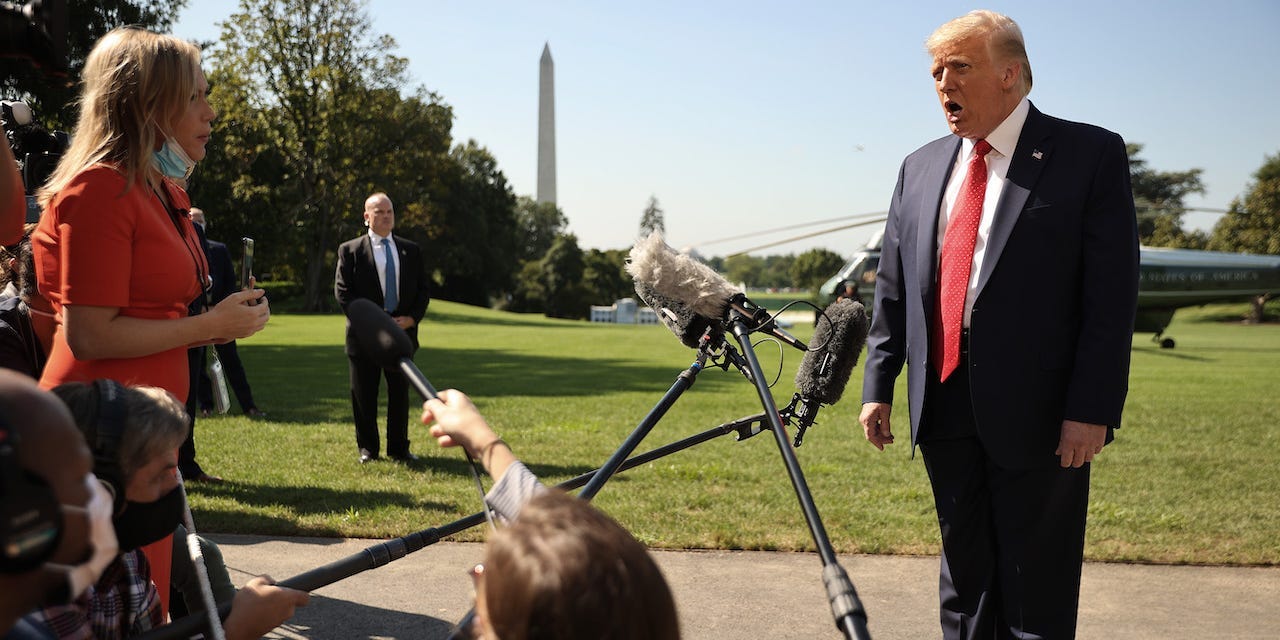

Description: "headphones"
90 379 128 516
0 404 64 574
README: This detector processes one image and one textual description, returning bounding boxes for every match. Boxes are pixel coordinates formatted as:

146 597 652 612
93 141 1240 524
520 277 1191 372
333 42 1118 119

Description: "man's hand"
1056 420 1107 468
223 575 310 640
860 402 895 450
393 315 415 330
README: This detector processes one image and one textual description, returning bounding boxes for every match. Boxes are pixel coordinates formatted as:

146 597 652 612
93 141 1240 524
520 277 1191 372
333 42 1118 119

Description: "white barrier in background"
591 298 657 325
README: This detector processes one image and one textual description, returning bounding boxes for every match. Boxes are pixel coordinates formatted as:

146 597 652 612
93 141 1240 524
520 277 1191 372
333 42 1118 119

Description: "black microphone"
633 280 716 349
789 298 868 446
346 298 438 401
626 233 807 350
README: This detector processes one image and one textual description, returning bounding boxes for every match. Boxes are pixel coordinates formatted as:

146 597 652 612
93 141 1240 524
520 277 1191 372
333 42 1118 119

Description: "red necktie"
933 139 992 382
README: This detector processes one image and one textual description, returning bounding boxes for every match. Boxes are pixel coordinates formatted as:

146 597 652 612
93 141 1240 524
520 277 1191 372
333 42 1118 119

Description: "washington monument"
537 43 556 204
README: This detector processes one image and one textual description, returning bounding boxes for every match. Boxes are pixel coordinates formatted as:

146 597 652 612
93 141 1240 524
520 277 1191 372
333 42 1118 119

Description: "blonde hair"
926 10 1032 97
37 26 203 209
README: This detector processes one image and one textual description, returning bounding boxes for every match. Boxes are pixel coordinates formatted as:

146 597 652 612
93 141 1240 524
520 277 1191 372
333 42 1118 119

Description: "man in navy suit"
859 10 1139 639
335 192 430 463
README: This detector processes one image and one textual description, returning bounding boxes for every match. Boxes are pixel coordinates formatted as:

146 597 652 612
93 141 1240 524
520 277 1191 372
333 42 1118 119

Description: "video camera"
0 0 68 75
2 100 68 222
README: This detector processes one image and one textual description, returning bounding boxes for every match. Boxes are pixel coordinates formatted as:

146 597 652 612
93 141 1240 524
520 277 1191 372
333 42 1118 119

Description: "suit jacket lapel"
918 137 964 311
974 103 1052 299
358 235 385 306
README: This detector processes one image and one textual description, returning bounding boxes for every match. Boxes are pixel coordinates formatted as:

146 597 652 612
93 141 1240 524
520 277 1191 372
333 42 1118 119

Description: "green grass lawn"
187 300 1280 566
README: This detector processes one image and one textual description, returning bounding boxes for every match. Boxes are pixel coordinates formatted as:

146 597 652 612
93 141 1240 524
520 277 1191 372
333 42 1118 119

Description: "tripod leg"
728 319 871 640
578 354 706 500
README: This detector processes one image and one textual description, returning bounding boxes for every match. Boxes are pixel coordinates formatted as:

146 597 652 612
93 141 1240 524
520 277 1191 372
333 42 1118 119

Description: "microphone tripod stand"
139 324 870 639
724 311 871 640
527 317 870 638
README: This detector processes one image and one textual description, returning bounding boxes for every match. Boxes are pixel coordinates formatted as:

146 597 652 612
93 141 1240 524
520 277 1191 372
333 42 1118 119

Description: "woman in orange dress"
31 26 270 615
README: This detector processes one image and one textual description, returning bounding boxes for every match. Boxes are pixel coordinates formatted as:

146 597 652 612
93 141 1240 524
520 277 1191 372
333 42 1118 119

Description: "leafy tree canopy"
1209 151 1280 256
1128 142 1206 248
1 0 188 127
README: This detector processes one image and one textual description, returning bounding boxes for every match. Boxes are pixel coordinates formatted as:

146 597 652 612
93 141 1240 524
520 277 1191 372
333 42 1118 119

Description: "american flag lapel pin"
1032 150 1044 160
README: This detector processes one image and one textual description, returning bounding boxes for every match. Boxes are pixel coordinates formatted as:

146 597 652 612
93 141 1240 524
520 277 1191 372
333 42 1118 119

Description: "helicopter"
818 226 1280 349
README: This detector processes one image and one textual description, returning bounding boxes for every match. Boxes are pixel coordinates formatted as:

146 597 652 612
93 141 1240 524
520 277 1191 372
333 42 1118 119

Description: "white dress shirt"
936 97 1030 327
368 229 401 301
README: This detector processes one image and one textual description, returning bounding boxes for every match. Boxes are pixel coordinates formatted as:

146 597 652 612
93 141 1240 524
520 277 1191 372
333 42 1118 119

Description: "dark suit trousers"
348 353 411 456
179 345 205 477
919 348 1091 640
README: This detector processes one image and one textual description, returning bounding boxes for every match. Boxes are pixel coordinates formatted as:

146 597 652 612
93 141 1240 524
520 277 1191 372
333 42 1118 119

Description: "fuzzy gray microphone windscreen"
626 232 740 320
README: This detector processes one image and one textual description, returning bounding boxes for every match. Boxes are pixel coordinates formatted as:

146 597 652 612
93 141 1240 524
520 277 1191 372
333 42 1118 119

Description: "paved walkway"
208 534 1280 639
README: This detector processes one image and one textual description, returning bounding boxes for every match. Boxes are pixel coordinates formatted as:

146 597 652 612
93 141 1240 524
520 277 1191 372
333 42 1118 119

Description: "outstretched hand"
422 389 515 480
422 389 496 454
223 574 309 640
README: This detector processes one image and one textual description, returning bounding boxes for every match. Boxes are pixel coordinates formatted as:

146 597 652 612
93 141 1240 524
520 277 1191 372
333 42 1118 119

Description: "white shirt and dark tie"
368 230 400 313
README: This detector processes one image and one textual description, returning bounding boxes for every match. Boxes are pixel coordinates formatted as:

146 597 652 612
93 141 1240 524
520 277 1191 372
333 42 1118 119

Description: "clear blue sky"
173 0 1280 258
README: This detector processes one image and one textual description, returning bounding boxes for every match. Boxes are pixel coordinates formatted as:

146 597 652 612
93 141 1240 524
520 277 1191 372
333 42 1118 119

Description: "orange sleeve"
55 170 137 308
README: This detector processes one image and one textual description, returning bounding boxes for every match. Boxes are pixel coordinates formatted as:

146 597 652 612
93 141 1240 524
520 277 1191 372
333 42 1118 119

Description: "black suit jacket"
862 103 1140 469
334 233 430 356
205 239 238 304
0 295 45 379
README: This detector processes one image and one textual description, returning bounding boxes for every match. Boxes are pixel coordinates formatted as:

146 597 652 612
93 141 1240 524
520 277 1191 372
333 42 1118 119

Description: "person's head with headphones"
51 380 190 553
0 371 117 634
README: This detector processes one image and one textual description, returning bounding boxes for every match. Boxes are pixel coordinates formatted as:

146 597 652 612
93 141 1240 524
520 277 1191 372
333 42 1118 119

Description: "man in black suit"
334 192 430 463
859 10 1139 639
191 208 264 418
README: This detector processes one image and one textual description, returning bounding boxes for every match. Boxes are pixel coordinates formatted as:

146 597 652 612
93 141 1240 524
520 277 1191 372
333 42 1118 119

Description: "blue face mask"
153 137 196 181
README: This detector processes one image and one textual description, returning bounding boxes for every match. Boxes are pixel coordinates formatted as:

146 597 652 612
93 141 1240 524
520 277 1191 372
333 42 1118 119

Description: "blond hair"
37 26 203 209
926 10 1032 97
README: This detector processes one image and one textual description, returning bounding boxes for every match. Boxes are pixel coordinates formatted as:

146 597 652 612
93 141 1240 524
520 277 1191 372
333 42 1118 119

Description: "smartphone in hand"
241 237 258 305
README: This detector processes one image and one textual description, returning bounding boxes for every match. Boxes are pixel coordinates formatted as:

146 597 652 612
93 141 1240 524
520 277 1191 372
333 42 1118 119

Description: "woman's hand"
207 288 270 341
422 389 495 454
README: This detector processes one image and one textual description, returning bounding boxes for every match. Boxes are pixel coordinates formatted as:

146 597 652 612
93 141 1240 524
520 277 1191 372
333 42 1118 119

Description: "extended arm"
62 290 267 360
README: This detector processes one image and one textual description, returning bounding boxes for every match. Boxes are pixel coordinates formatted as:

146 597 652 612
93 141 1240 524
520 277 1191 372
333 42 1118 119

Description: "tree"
723 254 763 289
195 0 451 310
419 140 521 306
1128 143 1207 248
639 195 664 238
541 234 587 319
1208 151 1280 322
761 254 796 290
582 248 632 305
0 0 188 128
509 233 587 319
514 195 567 262
1209 152 1280 256
791 248 846 294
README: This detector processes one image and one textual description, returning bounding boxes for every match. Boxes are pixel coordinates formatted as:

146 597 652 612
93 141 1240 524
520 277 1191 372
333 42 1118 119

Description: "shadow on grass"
1130 346 1211 361
188 481 454 536
236 343 733 424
